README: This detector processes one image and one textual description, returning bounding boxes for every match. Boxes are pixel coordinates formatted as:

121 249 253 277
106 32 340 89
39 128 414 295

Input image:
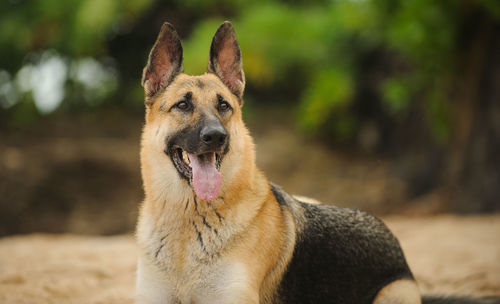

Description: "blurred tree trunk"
444 9 500 212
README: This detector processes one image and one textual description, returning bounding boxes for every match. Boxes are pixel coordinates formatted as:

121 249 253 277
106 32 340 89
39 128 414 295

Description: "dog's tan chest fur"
136 179 289 303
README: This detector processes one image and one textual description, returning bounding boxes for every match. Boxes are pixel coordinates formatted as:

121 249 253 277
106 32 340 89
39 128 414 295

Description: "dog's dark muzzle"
165 117 229 181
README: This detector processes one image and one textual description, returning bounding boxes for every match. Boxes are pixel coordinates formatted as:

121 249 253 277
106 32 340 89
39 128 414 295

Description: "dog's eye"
218 101 230 111
175 101 191 111
216 94 231 113
217 99 231 113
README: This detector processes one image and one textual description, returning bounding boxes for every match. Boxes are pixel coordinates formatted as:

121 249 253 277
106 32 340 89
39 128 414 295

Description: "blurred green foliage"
0 0 152 60
183 0 499 142
1 0 499 143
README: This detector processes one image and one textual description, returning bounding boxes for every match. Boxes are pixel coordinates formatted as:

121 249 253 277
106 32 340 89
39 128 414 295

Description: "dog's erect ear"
208 21 245 101
142 22 183 101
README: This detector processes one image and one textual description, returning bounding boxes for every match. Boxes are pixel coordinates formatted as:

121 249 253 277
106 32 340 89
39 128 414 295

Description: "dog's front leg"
135 256 178 304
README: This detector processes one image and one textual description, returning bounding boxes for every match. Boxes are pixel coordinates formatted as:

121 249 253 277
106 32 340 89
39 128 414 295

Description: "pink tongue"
188 153 221 201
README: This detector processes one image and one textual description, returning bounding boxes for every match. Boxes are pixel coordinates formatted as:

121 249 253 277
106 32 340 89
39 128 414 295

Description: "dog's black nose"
200 125 227 149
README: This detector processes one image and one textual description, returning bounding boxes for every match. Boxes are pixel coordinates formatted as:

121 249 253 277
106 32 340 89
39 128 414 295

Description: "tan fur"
293 195 322 205
372 279 422 304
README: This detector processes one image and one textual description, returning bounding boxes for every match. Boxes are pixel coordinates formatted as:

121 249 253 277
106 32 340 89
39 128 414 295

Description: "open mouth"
170 147 222 201
171 147 222 180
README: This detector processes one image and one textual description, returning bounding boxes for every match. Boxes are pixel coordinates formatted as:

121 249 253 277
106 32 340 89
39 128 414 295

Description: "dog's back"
272 184 414 303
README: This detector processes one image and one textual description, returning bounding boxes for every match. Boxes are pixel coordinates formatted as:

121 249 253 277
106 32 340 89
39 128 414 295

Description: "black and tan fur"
135 21 499 304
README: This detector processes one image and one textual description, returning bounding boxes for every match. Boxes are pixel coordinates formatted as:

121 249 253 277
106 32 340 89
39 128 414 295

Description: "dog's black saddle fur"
271 183 414 304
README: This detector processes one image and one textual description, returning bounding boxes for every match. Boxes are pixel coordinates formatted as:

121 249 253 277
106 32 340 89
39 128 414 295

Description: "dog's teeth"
182 151 190 164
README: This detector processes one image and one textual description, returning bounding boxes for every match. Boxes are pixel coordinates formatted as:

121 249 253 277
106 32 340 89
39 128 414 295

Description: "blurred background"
1 0 499 236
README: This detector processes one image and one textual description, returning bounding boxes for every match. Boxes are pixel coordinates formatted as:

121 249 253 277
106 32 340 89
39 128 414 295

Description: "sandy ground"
0 215 499 304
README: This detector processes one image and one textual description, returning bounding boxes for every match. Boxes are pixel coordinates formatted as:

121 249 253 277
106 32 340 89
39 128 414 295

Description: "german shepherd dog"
136 22 500 304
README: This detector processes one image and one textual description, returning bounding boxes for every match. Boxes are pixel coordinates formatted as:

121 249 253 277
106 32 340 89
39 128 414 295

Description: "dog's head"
141 22 249 202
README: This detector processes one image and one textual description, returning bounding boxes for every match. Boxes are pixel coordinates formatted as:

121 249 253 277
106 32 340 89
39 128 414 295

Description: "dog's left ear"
208 21 245 101
142 22 184 102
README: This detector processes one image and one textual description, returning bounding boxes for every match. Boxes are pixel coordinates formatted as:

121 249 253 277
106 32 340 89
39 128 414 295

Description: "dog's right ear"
142 22 183 103
208 21 245 101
